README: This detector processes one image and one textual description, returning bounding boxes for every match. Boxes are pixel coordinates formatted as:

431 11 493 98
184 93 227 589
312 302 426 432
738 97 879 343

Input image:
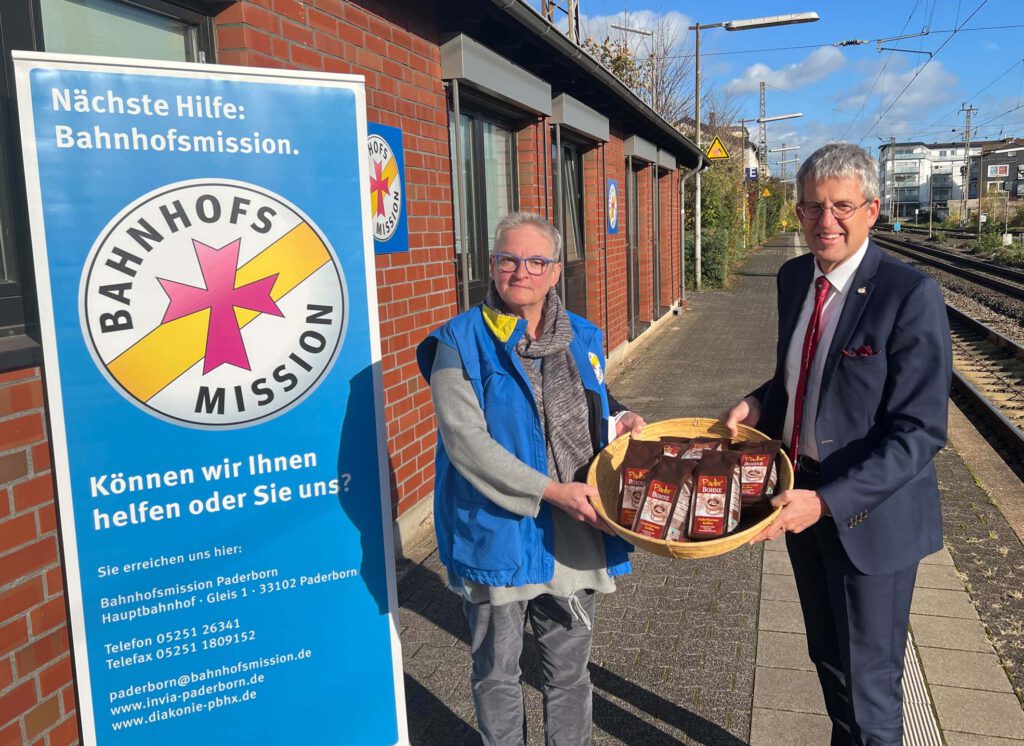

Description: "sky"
528 0 1024 175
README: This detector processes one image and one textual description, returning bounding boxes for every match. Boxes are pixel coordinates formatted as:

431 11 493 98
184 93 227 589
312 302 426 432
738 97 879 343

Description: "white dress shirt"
782 239 869 460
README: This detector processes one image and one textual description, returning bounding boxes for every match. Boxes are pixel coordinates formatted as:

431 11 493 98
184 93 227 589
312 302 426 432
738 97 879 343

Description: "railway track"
873 233 1024 301
947 305 1024 475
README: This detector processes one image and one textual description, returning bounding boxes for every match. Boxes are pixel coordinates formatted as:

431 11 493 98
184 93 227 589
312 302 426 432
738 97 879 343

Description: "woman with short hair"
417 211 644 745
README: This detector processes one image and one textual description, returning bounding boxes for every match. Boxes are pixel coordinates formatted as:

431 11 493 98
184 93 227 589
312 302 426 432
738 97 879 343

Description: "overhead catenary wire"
839 0 926 140
856 0 990 143
910 57 1024 141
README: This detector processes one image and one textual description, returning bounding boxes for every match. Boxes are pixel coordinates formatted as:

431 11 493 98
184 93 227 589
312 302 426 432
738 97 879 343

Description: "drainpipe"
626 154 634 338
542 117 550 220
451 79 470 311
602 143 609 354
554 122 566 300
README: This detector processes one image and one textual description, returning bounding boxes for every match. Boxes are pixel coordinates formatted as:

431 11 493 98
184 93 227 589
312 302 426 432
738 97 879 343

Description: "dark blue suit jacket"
751 241 952 575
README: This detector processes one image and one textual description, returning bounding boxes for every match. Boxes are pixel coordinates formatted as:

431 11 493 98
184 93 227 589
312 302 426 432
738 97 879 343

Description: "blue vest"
416 305 632 587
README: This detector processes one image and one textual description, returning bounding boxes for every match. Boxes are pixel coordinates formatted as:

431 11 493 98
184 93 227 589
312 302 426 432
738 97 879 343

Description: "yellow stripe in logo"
106 222 330 403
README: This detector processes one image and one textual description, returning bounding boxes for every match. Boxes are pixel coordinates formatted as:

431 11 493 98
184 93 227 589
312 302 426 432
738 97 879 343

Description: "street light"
736 114 802 246
691 12 818 289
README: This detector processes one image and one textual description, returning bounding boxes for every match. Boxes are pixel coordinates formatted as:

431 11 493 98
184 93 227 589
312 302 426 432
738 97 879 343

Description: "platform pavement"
396 233 1024 744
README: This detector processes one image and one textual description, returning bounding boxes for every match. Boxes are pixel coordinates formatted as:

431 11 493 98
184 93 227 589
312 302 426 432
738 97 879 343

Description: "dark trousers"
785 471 918 746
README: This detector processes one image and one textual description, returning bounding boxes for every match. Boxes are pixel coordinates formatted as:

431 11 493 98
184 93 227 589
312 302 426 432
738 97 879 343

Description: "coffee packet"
663 459 698 542
632 455 690 538
617 439 663 527
733 440 782 506
660 436 727 459
687 451 742 540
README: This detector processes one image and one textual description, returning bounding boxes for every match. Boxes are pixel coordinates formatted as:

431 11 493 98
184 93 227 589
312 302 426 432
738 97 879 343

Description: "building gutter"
488 0 707 170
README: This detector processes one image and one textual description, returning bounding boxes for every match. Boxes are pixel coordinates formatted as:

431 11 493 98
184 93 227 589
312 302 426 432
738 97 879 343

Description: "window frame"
0 0 216 369
448 94 520 309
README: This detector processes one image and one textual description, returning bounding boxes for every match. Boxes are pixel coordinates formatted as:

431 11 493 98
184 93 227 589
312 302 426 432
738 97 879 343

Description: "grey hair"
796 142 879 202
492 211 563 261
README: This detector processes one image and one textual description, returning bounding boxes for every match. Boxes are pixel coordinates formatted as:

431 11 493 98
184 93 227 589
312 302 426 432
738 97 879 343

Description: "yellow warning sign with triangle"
705 135 730 160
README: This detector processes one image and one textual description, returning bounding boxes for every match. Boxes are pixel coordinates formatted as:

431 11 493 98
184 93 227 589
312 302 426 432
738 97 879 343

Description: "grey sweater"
430 342 615 606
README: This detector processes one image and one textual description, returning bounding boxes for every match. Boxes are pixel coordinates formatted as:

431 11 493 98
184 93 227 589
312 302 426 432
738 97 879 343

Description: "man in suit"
723 142 952 745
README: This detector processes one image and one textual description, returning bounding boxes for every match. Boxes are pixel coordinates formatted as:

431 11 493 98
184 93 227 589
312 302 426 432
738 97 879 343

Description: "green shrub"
684 229 730 289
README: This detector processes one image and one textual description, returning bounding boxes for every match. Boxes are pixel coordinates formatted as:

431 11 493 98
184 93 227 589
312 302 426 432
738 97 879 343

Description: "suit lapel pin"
856 286 867 295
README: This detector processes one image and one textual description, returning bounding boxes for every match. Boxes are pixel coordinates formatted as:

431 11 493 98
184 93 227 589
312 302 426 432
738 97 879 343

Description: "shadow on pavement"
398 557 469 644
403 675 481 744
590 665 747 746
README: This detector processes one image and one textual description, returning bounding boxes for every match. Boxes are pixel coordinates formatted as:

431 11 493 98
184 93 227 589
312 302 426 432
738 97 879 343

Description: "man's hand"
615 411 647 438
543 481 615 535
720 396 761 438
750 489 827 543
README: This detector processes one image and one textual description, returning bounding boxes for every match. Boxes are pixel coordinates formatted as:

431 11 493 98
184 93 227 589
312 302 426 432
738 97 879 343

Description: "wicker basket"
586 417 793 559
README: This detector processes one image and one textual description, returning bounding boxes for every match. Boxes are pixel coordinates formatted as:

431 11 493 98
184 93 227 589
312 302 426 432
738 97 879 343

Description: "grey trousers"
463 591 596 746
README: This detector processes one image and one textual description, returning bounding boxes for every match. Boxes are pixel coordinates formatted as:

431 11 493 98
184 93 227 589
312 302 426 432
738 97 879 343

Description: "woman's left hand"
615 411 646 438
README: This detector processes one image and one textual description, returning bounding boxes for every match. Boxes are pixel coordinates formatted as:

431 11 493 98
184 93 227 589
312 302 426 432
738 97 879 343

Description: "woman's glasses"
492 252 557 276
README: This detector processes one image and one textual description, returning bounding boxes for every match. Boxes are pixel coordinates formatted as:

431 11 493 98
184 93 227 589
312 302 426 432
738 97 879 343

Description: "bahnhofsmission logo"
80 180 347 429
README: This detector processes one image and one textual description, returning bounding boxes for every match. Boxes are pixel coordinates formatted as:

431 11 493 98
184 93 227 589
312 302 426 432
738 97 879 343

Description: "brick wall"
0 368 77 746
604 132 629 350
660 170 679 309
517 120 551 219
216 0 456 519
582 146 605 334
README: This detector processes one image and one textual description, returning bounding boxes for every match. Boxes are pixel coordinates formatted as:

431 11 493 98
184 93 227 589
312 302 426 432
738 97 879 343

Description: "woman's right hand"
542 481 615 535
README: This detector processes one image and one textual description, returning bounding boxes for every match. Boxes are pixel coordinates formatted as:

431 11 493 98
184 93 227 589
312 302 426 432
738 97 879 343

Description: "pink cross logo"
370 160 392 218
158 239 283 374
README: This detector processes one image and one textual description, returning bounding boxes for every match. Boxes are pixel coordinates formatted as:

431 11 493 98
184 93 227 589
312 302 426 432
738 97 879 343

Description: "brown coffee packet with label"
733 440 782 506
632 455 690 538
660 436 727 459
659 436 691 458
687 451 742 540
617 439 663 527
663 459 698 542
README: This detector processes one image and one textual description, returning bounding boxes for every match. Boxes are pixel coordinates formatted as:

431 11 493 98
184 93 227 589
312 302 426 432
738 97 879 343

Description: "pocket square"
842 345 879 358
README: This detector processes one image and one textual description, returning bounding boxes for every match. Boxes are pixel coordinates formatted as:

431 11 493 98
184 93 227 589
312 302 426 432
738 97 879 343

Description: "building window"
0 0 215 354
554 142 585 263
40 0 208 61
450 109 517 307
988 164 1009 178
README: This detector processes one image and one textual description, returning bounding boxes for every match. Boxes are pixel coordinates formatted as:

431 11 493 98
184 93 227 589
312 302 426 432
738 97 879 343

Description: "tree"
582 16 693 122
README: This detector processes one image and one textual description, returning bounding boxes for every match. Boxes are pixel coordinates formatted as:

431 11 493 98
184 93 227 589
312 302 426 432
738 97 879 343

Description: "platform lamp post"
690 12 818 289
737 116 800 246
770 144 800 201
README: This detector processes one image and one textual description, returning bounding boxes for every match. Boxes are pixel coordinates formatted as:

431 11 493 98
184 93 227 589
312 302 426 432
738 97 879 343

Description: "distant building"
878 137 1023 221
969 138 1024 203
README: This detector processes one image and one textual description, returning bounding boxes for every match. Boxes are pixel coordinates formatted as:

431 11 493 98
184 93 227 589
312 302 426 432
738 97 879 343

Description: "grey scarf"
485 285 594 483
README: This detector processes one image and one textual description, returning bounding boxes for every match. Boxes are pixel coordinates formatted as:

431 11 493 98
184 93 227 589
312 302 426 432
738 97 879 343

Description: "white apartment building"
877 141 982 221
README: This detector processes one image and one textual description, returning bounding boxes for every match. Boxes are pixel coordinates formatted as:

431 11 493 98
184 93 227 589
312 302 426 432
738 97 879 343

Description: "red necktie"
790 276 831 468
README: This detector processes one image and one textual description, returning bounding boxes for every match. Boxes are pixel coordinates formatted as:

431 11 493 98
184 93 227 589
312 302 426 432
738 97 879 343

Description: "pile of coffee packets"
617 436 781 541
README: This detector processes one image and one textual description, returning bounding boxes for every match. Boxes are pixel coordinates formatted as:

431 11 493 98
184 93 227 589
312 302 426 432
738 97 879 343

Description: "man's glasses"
492 252 557 276
796 200 870 220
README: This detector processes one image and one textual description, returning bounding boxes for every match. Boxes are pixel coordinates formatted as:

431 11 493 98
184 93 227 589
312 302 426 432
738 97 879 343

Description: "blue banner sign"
13 52 407 745
367 122 408 254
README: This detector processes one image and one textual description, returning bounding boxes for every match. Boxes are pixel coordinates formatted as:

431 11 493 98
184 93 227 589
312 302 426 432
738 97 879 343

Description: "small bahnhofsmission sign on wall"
607 178 619 235
367 122 408 254
13 51 407 745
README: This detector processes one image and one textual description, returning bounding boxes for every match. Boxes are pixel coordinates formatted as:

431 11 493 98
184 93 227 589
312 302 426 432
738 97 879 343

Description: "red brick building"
0 1 704 741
